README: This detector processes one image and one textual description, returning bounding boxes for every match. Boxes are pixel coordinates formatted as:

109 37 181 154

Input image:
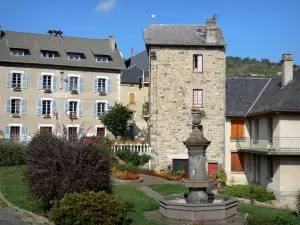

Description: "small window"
42 100 51 115
41 51 56 59
97 102 106 116
12 73 22 88
231 120 245 139
10 126 20 141
40 126 53 133
69 76 79 91
43 75 52 90
129 93 136 104
231 152 244 172
96 55 108 62
68 127 78 141
193 54 203 72
193 89 203 107
98 78 106 92
97 127 105 137
11 49 24 56
69 101 78 117
68 53 81 60
11 99 21 114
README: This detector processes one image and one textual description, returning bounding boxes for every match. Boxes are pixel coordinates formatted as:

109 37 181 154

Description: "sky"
1 0 300 64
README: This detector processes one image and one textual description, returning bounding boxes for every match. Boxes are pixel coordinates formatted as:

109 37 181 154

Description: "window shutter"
231 120 238 139
130 93 135 104
22 73 28 89
237 120 245 138
78 126 84 139
237 152 244 172
107 101 113 111
197 55 203 72
38 74 43 89
231 152 238 172
20 126 27 142
6 72 12 88
6 100 11 114
21 100 27 115
78 102 83 117
93 102 98 117
37 100 42 115
53 75 58 91
93 77 98 93
52 100 57 116
79 76 84 92
107 78 112 93
64 101 69 115
4 127 10 140
64 77 70 91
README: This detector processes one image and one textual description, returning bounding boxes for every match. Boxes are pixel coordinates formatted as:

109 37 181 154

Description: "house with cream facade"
226 53 300 207
0 29 125 140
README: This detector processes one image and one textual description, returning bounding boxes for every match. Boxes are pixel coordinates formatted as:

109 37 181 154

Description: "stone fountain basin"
159 194 238 222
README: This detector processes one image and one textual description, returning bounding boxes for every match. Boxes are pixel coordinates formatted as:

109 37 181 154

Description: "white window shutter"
6 72 12 88
93 77 98 93
6 100 11 114
64 101 69 115
37 100 42 115
22 73 28 89
53 75 58 91
107 78 112 93
80 76 84 92
107 101 113 111
93 102 97 117
197 55 203 72
20 126 27 142
38 74 43 89
64 77 70 91
78 102 83 117
4 127 10 140
21 100 27 115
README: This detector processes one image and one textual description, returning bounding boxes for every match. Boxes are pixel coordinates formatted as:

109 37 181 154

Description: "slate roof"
127 50 149 71
0 30 125 70
121 65 143 84
226 78 270 116
142 24 225 46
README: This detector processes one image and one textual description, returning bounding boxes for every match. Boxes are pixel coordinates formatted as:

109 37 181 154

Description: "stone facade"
148 46 226 169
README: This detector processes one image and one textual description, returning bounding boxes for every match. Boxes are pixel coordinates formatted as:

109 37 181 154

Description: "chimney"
109 35 116 51
281 53 294 86
206 16 217 43
131 48 134 58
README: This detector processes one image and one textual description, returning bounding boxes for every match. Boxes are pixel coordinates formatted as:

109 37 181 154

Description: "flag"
53 109 58 120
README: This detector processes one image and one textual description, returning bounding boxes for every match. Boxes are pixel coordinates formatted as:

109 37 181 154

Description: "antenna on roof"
151 14 156 24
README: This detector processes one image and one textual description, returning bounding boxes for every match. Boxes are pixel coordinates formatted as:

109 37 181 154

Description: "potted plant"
71 89 78 94
44 89 52 93
212 168 227 188
12 113 20 118
43 114 51 118
13 87 21 92
268 143 275 151
99 91 107 96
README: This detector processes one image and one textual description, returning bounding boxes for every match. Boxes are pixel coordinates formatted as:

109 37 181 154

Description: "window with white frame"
97 127 105 137
68 127 78 141
42 100 52 115
40 126 53 133
68 53 81 60
193 89 203 107
7 98 26 115
4 125 27 142
10 126 20 141
11 99 21 114
96 55 108 62
41 51 56 59
69 101 78 117
69 76 79 91
12 73 22 88
98 78 106 92
193 55 203 72
10 49 24 56
97 102 106 116
43 75 52 90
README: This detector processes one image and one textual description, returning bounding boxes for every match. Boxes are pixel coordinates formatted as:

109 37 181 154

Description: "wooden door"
208 163 218 178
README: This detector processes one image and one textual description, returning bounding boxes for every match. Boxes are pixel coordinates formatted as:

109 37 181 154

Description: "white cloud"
95 0 118 12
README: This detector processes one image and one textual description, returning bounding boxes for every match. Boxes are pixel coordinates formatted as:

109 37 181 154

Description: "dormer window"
11 49 24 56
41 51 56 59
96 55 109 63
68 53 82 60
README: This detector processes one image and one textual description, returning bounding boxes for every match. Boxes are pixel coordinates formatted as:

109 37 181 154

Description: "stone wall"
149 46 226 169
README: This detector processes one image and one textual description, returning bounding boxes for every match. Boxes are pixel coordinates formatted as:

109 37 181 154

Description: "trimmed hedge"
0 141 26 166
115 148 151 166
247 214 300 225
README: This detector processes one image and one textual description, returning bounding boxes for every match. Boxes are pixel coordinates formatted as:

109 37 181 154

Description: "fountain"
159 111 238 223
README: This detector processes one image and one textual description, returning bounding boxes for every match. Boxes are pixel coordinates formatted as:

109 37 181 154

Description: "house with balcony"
226 53 300 207
0 28 125 141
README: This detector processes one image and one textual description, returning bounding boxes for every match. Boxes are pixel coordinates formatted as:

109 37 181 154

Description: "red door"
208 163 218 178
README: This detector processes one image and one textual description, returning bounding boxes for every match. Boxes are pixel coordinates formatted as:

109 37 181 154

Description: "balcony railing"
236 137 300 152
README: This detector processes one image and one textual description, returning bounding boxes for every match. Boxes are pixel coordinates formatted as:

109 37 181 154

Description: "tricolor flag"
53 109 58 120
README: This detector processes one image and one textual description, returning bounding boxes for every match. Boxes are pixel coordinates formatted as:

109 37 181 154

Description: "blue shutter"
21 100 26 115
6 100 11 114
78 102 83 117
52 100 57 116
20 126 27 142
93 77 98 93
107 78 112 93
37 100 42 115
6 72 12 88
93 102 98 117
38 74 43 89
53 75 58 91
64 77 70 91
79 76 84 92
64 101 69 115
22 73 28 89
4 127 10 140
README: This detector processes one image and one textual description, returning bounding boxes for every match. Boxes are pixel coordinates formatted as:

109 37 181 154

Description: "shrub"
296 190 300 215
0 141 26 166
114 163 150 174
218 184 275 202
49 191 132 225
115 148 151 166
26 132 112 206
247 214 300 225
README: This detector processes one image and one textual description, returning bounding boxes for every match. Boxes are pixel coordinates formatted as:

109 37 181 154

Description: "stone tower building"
142 17 226 172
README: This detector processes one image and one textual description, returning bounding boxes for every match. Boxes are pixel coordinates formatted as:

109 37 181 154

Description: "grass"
148 184 188 196
114 185 164 225
0 166 44 215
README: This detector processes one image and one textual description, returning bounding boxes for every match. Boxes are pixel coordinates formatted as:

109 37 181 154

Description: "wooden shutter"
79 76 84 92
6 72 12 88
6 100 11 114
237 120 244 138
93 77 98 93
38 74 43 89
231 120 238 138
130 93 135 104
52 75 58 91
197 55 203 72
231 152 238 172
107 79 112 93
237 152 244 172
22 73 28 89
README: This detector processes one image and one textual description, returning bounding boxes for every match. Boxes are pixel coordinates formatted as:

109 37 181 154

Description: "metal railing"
236 137 300 151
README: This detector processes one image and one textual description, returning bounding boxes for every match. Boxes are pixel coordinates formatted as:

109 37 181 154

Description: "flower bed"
141 170 185 181
114 171 140 180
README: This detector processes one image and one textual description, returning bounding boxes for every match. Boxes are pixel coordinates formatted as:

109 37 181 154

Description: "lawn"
148 184 188 196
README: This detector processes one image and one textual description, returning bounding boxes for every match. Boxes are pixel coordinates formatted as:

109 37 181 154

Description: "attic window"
68 53 82 60
96 55 109 63
10 49 25 56
41 51 56 59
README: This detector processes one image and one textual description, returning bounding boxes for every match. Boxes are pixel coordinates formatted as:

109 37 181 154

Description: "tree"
100 103 132 139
